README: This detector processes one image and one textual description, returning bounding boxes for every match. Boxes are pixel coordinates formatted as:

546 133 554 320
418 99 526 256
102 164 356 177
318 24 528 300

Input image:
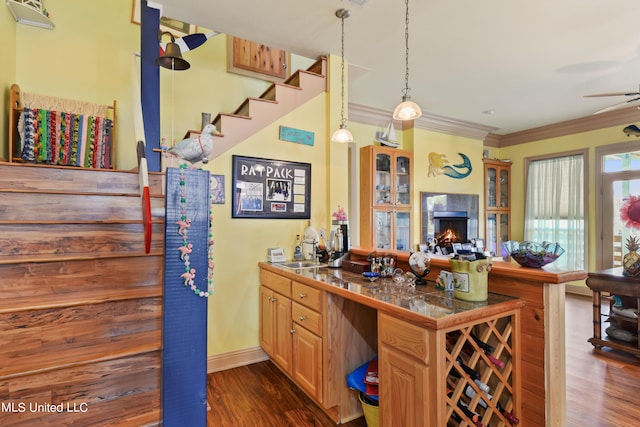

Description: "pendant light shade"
157 31 190 71
393 0 421 121
331 8 353 143
393 95 422 121
331 124 354 143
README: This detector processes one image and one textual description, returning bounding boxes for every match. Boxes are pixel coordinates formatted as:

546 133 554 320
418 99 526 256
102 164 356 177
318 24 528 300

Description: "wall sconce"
157 31 190 71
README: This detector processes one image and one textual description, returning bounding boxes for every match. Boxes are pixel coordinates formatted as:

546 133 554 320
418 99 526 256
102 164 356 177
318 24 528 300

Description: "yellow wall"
201 95 331 355
0 5 17 161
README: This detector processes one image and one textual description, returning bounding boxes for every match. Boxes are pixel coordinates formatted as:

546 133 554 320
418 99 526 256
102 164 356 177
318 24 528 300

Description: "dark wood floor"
207 293 640 426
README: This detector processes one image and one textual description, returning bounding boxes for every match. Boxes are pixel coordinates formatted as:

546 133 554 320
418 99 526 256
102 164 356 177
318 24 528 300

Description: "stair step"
306 56 326 76
233 97 278 117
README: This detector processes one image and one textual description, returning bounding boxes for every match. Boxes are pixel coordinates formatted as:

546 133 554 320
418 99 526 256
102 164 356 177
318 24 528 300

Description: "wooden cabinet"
259 271 325 403
227 36 291 82
360 145 413 251
483 159 511 256
587 267 640 357
290 281 324 402
259 270 293 373
379 310 520 427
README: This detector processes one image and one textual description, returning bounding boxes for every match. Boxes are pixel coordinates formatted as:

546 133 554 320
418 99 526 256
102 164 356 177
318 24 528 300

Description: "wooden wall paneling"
0 256 163 312
0 223 165 258
0 162 164 425
0 192 164 222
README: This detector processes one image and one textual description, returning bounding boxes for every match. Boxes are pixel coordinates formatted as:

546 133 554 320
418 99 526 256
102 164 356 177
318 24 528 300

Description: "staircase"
209 57 326 159
0 162 165 426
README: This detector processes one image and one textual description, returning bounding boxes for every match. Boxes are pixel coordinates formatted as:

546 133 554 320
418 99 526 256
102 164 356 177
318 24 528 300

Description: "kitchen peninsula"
349 249 588 426
259 260 524 426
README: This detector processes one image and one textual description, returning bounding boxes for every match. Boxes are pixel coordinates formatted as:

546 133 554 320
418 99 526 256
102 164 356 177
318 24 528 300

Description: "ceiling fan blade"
585 92 640 98
593 97 640 114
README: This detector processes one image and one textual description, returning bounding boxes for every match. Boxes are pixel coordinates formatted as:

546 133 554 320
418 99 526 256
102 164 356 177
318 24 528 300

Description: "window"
524 152 586 270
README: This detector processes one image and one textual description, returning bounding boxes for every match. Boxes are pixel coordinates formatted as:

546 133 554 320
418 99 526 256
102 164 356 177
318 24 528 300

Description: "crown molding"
348 102 498 140
489 105 640 147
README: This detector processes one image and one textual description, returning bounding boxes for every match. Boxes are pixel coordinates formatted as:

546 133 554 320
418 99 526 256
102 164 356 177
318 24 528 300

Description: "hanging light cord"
402 0 410 98
339 12 347 127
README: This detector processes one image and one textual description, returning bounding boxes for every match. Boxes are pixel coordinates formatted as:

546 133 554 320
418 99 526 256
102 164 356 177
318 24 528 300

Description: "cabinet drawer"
292 281 322 311
379 312 429 364
292 302 322 336
260 269 291 297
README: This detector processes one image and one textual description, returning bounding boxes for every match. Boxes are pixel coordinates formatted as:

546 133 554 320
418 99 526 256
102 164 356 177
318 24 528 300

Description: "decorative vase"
623 236 640 277
201 112 211 131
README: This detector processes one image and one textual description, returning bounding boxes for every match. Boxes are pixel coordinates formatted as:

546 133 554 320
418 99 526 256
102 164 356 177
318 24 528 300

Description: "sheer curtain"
525 154 585 270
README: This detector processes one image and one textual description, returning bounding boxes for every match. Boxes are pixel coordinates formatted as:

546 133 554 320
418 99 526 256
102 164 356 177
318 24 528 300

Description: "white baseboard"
207 346 269 373
565 284 591 297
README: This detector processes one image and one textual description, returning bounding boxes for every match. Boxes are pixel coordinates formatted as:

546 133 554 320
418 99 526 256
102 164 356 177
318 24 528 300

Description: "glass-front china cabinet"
361 145 413 251
483 159 511 256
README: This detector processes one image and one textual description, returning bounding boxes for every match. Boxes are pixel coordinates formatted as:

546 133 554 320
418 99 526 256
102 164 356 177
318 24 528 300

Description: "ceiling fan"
585 85 640 114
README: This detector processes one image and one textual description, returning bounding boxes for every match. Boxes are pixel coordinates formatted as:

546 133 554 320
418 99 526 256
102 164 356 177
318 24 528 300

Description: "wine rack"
444 313 519 427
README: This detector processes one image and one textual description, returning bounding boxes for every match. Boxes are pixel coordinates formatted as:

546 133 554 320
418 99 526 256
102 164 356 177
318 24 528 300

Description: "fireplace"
433 211 468 244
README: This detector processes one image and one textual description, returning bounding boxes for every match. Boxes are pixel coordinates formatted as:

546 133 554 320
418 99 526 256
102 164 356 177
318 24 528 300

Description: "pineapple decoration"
623 236 640 277
620 195 640 276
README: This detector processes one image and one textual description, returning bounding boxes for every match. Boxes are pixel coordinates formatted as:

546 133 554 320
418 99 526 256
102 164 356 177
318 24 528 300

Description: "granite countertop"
259 262 523 329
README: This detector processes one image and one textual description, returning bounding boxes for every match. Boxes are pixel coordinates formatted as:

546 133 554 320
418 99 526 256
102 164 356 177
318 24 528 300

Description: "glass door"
394 211 411 251
395 155 411 205
375 153 391 205
598 147 640 269
375 210 392 250
602 176 640 268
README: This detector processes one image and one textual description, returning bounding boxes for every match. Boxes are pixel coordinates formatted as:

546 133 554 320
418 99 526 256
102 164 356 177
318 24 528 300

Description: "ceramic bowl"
502 241 565 268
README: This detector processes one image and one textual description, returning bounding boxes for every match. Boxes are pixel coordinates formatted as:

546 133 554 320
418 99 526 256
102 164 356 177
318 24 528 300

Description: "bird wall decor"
623 124 640 137
167 124 220 164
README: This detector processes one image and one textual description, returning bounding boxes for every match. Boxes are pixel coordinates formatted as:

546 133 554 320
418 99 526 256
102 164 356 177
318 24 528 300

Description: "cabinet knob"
299 315 306 321
290 328 296 334
299 293 306 299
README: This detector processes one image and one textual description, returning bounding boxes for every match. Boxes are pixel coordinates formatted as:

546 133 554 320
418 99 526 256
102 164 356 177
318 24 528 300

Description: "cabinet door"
375 152 392 206
273 292 293 373
380 345 428 427
259 286 276 357
229 37 290 80
394 210 411 251
487 212 510 256
375 210 392 250
486 166 498 209
499 167 509 208
395 154 411 206
292 325 323 402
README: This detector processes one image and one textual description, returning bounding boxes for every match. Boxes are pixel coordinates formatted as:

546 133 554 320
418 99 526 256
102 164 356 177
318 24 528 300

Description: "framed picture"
232 155 311 219
210 174 225 204
131 0 196 37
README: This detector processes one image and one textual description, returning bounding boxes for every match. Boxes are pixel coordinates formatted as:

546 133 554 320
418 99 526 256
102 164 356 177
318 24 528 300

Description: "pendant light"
392 0 422 121
331 8 354 143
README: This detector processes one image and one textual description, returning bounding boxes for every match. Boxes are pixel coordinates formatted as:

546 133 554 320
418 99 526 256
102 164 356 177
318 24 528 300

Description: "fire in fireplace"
433 211 468 244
